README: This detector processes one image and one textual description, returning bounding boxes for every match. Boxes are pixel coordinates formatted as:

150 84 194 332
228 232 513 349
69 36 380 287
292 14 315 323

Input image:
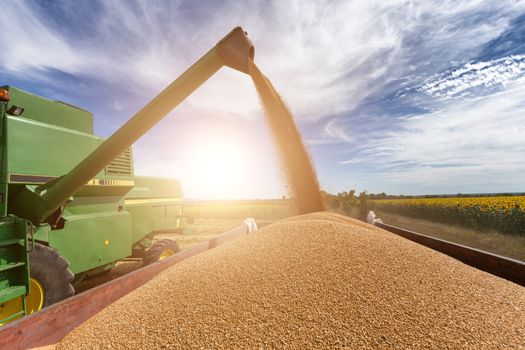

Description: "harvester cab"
0 27 254 324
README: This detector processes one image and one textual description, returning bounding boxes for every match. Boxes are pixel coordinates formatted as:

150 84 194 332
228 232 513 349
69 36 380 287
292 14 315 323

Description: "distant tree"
339 190 357 215
321 190 358 216
321 191 339 209
369 192 388 200
358 191 369 221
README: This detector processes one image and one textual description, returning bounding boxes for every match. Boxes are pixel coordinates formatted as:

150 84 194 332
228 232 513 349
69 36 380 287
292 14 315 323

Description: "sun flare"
180 136 253 199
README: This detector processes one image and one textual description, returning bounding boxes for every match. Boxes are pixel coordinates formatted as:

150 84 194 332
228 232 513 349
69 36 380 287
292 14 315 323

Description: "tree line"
321 190 370 220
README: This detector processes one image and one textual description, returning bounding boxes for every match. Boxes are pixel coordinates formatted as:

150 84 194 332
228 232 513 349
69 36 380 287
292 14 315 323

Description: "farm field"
184 199 297 220
372 196 525 235
373 211 525 261
184 198 525 260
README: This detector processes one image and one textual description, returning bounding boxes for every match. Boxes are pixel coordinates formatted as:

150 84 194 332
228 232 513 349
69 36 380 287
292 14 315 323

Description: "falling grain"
249 61 324 214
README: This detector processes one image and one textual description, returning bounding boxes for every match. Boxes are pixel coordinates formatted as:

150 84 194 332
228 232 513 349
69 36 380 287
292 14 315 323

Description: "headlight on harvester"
0 89 9 102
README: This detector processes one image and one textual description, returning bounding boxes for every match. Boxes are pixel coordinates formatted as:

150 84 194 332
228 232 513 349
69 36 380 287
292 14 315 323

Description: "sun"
180 136 252 199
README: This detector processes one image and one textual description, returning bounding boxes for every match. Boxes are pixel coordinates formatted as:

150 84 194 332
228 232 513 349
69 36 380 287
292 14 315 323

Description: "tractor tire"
143 239 180 266
29 243 75 308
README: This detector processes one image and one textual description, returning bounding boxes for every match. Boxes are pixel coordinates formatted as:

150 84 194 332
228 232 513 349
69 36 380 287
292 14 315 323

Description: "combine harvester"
0 91 192 320
0 27 254 328
0 27 523 349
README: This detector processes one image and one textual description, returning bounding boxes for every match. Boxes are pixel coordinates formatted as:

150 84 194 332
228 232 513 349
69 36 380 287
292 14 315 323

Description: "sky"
1 0 524 199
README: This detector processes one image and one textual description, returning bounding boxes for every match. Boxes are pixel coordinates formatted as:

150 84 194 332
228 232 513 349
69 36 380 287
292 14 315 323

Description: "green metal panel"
6 115 103 178
125 177 187 241
152 217 183 232
151 202 184 232
125 204 153 244
48 210 131 274
123 184 153 244
166 204 183 217
2 86 93 134
132 176 183 198
63 196 126 215
32 224 50 243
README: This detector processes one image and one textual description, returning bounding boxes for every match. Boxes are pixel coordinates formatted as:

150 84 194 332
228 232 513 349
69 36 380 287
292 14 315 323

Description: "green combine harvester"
0 27 254 325
0 86 188 324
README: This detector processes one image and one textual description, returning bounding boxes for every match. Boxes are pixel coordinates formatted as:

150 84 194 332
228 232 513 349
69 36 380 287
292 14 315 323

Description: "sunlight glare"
180 135 253 199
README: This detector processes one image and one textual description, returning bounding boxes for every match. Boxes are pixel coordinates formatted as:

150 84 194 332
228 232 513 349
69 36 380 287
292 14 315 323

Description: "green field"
184 199 297 220
373 211 525 261
371 196 525 235
182 197 524 261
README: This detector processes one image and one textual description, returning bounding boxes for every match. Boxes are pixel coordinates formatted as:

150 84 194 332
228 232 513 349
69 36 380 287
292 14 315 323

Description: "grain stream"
57 212 524 349
249 61 324 214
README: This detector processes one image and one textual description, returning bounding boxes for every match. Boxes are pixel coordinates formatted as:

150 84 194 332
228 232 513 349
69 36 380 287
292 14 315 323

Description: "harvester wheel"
143 239 180 265
29 244 75 310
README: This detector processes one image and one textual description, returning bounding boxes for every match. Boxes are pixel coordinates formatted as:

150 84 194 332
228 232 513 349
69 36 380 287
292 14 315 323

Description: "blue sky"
1 1 524 198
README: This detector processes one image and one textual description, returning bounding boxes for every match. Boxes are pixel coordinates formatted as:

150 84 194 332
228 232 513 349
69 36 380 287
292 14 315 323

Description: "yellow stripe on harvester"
86 179 135 187
8 173 135 187
124 197 182 206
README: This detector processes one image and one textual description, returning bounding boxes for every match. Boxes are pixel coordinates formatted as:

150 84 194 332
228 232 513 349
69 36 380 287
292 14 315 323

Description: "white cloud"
1 2 89 74
340 158 362 165
307 118 354 145
1 0 523 122
420 55 525 98
347 76 525 191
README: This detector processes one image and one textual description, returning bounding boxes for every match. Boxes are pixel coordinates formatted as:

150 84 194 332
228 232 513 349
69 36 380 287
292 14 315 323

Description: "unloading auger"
10 27 254 226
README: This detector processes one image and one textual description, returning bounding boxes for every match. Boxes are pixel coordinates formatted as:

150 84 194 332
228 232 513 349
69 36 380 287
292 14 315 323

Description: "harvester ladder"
0 218 30 325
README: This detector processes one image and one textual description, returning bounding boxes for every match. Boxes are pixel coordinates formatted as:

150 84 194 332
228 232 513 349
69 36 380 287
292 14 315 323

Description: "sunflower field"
372 196 525 235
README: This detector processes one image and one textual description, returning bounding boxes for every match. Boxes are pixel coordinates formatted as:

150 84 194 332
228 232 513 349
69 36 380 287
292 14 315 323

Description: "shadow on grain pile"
56 212 524 349
249 61 324 214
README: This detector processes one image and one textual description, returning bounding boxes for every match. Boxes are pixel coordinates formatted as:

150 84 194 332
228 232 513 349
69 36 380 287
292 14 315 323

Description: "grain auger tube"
9 27 254 226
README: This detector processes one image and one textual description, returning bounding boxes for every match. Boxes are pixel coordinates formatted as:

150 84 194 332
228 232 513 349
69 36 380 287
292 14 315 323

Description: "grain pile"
249 61 324 214
56 212 524 349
